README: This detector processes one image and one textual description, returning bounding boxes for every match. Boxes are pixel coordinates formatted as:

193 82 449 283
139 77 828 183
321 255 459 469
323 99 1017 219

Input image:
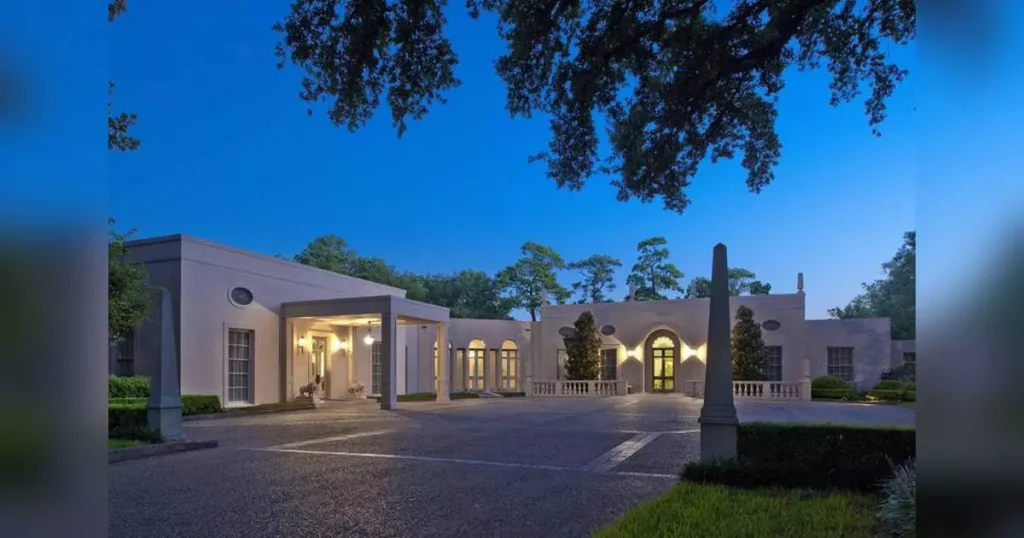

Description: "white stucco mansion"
110 234 916 409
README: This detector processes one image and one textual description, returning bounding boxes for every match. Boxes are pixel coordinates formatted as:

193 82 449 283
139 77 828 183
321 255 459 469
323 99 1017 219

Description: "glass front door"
651 348 675 392
466 348 485 389
311 336 328 398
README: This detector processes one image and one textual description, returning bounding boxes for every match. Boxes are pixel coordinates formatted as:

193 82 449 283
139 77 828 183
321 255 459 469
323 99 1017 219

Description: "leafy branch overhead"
275 0 915 213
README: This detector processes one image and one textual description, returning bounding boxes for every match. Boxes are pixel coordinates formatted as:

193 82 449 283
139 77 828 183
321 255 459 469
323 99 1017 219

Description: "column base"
698 420 738 460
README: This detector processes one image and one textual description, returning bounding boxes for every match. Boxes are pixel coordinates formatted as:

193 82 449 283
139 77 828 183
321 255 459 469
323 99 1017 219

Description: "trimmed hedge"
812 388 862 400
108 376 150 399
867 380 916 402
680 422 916 492
182 395 222 415
108 395 223 440
812 375 852 390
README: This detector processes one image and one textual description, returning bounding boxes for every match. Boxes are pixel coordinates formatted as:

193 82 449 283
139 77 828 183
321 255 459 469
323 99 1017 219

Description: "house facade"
111 234 914 409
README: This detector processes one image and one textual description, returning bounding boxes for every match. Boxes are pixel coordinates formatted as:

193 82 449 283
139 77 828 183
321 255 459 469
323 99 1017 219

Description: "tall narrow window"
501 348 519 389
827 347 854 383
902 352 916 366
371 342 382 396
227 329 254 403
115 330 135 377
600 349 617 380
765 346 783 381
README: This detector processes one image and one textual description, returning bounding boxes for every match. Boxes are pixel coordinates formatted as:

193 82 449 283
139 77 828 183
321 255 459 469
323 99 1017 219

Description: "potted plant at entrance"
347 381 365 398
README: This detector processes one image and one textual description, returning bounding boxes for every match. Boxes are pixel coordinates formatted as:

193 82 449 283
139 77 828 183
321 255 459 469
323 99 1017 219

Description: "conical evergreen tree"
563 311 602 380
731 305 767 381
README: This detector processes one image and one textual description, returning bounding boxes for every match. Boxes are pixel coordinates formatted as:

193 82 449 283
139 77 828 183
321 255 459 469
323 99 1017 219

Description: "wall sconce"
297 335 307 354
363 321 375 346
332 338 347 352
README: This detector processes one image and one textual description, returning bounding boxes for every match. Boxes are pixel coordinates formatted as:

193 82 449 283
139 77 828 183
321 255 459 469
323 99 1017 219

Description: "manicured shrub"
812 387 862 400
182 395 222 416
108 401 158 441
902 389 916 402
812 375 852 390
878 458 916 537
868 389 905 402
874 379 905 391
108 375 150 399
680 422 916 492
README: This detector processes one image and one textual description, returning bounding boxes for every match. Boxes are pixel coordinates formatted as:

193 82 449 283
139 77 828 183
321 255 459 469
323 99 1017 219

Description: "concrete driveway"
109 395 915 538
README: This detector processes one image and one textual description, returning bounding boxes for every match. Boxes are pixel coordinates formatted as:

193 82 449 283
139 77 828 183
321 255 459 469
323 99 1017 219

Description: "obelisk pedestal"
146 287 185 442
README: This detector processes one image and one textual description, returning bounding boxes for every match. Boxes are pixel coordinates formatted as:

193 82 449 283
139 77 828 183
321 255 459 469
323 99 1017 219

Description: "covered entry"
644 329 680 393
281 295 451 410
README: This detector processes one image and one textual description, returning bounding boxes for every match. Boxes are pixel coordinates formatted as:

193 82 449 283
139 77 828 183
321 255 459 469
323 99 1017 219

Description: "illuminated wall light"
332 338 347 352
297 335 307 354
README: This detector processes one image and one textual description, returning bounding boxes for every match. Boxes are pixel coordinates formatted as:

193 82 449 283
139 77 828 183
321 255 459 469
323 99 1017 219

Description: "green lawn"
108 438 150 449
592 482 877 538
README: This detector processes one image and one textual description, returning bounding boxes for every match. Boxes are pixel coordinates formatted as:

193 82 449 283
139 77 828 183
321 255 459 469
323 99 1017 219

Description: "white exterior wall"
805 318 892 390
535 294 808 392
127 235 405 406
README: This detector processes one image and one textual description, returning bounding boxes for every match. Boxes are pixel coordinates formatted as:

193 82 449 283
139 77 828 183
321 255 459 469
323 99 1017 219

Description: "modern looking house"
110 234 916 409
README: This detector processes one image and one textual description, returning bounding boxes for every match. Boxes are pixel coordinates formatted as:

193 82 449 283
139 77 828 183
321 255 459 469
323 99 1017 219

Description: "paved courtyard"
109 395 915 538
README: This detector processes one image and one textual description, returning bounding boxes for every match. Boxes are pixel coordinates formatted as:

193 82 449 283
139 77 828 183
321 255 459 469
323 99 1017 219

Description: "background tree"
496 242 570 321
109 219 149 344
275 0 914 213
685 269 771 298
626 237 685 300
294 234 358 273
568 254 622 303
423 270 514 320
562 311 602 380
108 2 139 152
829 231 915 339
731 305 767 381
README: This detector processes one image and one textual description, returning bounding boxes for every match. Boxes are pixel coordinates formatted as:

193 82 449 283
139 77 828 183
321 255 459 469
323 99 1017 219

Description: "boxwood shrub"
181 395 222 415
108 401 158 441
108 376 150 399
811 375 864 400
680 422 916 492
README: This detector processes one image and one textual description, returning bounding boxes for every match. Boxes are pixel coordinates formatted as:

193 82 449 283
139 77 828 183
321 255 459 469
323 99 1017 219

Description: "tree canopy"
567 254 622 303
830 230 915 340
496 241 570 321
108 219 149 344
626 236 685 300
686 268 772 298
562 311 602 380
731 305 767 380
275 0 914 213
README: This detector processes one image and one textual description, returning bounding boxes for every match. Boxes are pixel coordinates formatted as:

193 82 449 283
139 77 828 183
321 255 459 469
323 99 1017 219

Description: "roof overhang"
281 295 450 325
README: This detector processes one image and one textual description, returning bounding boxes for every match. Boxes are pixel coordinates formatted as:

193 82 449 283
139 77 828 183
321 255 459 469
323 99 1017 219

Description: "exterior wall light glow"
363 322 374 346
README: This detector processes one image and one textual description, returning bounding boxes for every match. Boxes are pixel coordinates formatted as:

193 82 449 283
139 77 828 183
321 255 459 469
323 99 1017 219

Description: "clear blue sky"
102 2 915 319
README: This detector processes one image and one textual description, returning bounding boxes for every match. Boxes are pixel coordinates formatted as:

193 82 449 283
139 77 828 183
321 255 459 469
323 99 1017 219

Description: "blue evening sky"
105 2 915 319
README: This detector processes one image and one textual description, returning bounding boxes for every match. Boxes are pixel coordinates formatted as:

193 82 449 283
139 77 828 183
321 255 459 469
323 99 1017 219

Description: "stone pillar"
484 347 493 392
380 314 399 410
436 323 450 402
698 244 739 460
146 287 184 442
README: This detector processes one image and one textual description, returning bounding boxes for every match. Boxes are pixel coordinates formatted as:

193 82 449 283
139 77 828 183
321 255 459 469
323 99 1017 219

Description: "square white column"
436 323 450 402
380 314 399 410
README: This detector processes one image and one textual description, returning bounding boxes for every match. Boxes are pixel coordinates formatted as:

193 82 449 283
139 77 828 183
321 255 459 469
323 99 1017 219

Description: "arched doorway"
645 330 680 393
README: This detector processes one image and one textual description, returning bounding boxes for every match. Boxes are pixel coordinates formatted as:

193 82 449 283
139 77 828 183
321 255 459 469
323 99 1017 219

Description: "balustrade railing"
682 380 809 400
530 379 628 397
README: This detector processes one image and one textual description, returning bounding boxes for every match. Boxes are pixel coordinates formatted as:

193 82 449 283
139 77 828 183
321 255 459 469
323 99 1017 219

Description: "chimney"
797 272 804 294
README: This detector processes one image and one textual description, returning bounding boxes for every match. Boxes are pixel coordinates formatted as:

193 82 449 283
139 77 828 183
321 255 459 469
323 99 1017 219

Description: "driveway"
109 395 915 538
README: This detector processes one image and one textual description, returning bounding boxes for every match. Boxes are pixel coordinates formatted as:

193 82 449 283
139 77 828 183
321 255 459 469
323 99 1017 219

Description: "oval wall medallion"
557 326 577 338
762 319 781 331
599 325 617 336
228 286 254 307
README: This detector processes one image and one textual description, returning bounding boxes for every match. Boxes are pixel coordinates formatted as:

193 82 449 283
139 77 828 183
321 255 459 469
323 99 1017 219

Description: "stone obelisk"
698 243 738 459
147 287 185 442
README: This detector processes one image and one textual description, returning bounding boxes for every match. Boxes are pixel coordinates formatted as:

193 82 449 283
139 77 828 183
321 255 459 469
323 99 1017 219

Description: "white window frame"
115 330 136 377
827 346 855 383
371 341 383 396
765 346 783 381
500 348 518 390
223 323 256 407
599 348 617 380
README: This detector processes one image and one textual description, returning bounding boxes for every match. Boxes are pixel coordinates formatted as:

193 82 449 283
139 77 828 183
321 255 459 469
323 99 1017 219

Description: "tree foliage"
496 241 570 321
108 3 139 152
563 311 602 380
626 236 685 300
568 254 622 303
275 0 915 213
109 219 150 344
731 305 767 380
293 234 512 318
829 230 915 339
685 268 771 297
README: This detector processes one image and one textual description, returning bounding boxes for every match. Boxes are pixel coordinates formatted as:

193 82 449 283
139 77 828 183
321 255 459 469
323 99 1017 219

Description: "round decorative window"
228 286 254 307
762 319 781 331
557 326 577 338
599 325 617 336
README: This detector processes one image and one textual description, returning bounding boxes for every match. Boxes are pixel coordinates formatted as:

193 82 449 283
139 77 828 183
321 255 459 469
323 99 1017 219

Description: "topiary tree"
731 305 767 381
563 311 602 380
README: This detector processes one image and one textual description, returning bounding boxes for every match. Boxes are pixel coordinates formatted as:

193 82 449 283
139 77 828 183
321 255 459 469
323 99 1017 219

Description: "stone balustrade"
530 379 628 397
682 380 810 400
